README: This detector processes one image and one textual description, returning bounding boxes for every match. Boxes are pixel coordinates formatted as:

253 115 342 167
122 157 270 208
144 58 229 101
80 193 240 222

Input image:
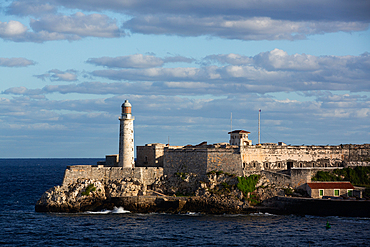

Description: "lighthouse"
118 100 135 168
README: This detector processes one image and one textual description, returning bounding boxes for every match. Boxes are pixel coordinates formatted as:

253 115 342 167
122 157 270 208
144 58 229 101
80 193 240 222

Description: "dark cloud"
0 13 123 42
24 0 370 22
0 57 36 67
2 0 369 42
30 12 122 38
124 15 368 40
6 0 56 17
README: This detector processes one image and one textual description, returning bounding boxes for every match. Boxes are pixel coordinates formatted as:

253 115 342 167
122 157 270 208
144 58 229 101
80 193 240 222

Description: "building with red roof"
306 182 355 198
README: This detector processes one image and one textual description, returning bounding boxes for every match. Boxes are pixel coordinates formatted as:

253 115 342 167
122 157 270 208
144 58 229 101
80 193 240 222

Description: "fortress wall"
342 144 370 162
62 165 163 186
241 145 343 171
206 148 243 176
163 148 208 176
136 144 166 167
290 168 312 188
261 170 291 188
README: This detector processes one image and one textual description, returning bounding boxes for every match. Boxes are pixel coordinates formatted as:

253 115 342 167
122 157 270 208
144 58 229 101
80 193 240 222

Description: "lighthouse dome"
122 100 131 108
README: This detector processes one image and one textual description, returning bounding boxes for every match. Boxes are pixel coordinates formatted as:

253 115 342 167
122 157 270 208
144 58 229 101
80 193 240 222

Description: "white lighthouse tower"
119 100 135 168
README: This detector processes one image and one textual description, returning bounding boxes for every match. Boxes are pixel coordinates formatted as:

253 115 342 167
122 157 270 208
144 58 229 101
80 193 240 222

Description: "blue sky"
0 0 369 158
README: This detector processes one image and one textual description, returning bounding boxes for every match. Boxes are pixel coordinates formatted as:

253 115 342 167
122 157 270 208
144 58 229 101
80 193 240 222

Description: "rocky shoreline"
35 172 284 214
36 171 370 216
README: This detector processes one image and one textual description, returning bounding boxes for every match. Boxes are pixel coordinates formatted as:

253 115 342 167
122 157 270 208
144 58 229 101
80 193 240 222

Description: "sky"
0 0 369 158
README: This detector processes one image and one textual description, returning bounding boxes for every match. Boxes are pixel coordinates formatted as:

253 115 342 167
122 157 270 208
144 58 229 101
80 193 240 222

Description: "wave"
249 212 277 216
85 206 130 214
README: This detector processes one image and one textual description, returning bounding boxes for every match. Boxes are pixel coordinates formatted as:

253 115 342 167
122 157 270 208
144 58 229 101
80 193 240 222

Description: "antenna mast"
258 109 261 144
230 112 232 131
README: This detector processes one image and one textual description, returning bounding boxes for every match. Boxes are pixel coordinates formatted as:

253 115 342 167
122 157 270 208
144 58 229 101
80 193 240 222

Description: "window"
277 162 281 168
265 163 269 168
253 163 256 168
319 189 324 197
300 163 303 168
334 189 339 196
348 190 353 197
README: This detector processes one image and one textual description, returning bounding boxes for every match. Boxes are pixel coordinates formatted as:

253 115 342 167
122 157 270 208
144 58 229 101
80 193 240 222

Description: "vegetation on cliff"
237 175 260 195
81 183 96 196
236 175 261 205
312 166 370 187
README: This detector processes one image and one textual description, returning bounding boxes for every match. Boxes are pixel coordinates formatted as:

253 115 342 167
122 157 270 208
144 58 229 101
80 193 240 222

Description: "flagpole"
258 109 261 145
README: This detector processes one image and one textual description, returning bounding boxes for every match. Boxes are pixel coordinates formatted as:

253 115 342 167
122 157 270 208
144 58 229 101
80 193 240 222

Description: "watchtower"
228 130 252 146
119 100 135 168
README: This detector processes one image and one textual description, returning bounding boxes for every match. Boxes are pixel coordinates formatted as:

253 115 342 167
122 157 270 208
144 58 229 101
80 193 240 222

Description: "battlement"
62 165 163 186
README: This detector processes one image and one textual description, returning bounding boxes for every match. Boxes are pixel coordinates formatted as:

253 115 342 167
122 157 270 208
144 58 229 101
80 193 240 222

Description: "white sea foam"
112 206 130 214
86 207 130 214
249 212 277 216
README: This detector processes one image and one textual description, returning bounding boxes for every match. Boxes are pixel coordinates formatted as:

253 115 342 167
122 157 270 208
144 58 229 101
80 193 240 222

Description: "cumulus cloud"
87 54 164 69
0 57 36 67
89 50 370 93
5 50 366 97
124 15 369 40
34 69 78 81
2 0 369 42
4 49 370 97
30 12 122 38
0 20 28 38
1 93 369 152
0 13 123 42
87 54 195 69
6 1 56 17
8 0 369 22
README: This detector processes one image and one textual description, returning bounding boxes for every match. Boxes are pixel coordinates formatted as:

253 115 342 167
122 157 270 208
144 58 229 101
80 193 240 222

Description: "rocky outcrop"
36 171 296 213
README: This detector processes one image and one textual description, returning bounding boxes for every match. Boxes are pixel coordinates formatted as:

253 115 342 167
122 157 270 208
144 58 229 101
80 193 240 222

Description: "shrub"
216 170 224 176
284 188 294 195
237 174 260 196
81 183 96 196
175 172 188 180
312 167 370 186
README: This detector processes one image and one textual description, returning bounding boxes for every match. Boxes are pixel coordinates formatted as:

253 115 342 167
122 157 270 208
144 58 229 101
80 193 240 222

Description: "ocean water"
0 159 370 247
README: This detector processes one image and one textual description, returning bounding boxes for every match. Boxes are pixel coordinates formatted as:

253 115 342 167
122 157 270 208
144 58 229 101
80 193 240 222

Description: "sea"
0 158 369 247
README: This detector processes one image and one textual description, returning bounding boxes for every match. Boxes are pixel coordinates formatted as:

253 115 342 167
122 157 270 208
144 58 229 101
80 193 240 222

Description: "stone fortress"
63 100 370 192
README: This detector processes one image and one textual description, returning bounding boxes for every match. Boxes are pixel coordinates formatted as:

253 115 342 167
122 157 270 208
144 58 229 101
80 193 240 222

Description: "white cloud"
34 69 78 81
87 54 164 68
254 49 320 71
0 20 28 37
0 57 36 67
87 54 195 68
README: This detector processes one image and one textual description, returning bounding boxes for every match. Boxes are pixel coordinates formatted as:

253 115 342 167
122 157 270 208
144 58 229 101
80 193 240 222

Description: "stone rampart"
241 145 344 171
261 170 291 188
62 165 163 186
163 148 208 176
342 144 370 162
206 148 243 176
